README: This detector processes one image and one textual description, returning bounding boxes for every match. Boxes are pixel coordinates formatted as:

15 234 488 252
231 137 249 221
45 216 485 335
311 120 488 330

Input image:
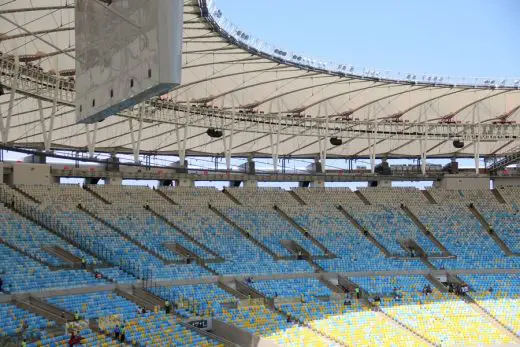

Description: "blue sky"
216 0 520 79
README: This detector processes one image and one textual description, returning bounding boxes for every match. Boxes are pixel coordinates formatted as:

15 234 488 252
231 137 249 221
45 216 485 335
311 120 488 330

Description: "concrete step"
115 288 157 311
492 189 508 204
42 245 82 268
180 321 240 347
13 296 72 324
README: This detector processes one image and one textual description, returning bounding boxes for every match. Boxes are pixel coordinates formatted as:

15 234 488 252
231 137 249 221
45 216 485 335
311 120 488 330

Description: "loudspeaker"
330 137 342 146
453 140 464 148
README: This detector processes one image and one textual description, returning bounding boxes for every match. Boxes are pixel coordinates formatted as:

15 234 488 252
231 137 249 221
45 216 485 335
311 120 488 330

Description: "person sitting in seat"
0 277 3 292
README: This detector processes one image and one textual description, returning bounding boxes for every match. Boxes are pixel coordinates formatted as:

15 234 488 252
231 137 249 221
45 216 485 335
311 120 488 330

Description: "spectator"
164 300 171 314
0 277 2 292
114 325 120 340
74 311 80 321
120 325 126 342
488 287 493 293
355 287 360 299
81 257 86 269
21 339 27 347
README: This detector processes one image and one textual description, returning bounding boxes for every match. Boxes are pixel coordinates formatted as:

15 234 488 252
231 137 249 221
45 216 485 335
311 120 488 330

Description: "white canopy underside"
1 0 520 159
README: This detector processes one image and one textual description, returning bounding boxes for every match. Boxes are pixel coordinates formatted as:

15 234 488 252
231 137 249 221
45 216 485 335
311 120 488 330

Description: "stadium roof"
1 0 520 163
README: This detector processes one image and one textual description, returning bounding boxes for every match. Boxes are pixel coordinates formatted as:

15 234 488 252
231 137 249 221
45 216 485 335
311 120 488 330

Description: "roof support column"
268 100 281 172
223 99 235 170
0 55 19 143
472 105 481 174
37 70 60 152
419 105 428 175
319 102 329 170
85 123 98 158
177 100 190 166
367 105 377 174
128 105 144 164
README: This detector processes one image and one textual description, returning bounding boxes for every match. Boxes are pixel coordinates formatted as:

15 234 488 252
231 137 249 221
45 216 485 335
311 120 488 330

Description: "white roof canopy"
1 0 520 161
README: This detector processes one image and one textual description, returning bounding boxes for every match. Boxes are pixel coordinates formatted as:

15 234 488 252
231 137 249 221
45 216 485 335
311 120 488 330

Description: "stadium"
0 0 519 346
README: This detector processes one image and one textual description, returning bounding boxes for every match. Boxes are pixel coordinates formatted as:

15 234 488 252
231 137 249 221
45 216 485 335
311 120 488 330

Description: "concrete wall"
11 163 52 185
434 174 490 190
212 320 279 347
493 177 520 189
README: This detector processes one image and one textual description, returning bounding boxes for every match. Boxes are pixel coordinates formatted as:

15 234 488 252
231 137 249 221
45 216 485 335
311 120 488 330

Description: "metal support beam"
37 68 60 152
472 105 481 174
367 105 377 174
223 99 235 171
128 105 144 164
268 100 282 172
0 55 18 143
85 123 98 158
419 105 428 175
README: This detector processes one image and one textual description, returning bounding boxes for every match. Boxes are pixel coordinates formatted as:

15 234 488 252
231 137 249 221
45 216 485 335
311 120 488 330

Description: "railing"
204 0 520 89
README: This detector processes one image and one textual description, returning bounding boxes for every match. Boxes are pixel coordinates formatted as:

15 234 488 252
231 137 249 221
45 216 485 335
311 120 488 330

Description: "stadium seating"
225 187 301 207
409 204 519 269
224 206 324 256
354 275 431 296
291 187 366 207
0 243 106 293
150 283 236 317
96 267 137 284
347 204 440 255
382 293 514 346
158 187 235 206
459 274 520 335
286 206 427 272
0 304 55 339
90 205 212 261
0 204 95 267
479 206 520 252
151 204 314 276
27 328 123 347
358 187 431 206
47 291 140 320
218 305 335 346
123 313 223 347
250 278 332 299
280 299 425 346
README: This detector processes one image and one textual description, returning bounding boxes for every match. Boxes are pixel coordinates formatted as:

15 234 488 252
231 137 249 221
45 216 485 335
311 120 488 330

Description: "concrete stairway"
221 189 241 205
424 274 448 293
11 186 41 204
115 288 158 311
336 205 392 257
467 204 519 256
217 281 248 300
154 189 177 205
354 191 371 205
288 190 307 206
78 204 176 264
42 246 83 268
209 204 280 260
274 205 336 258
180 321 239 347
13 295 73 324
421 190 437 204
132 286 165 309
400 205 452 257
146 205 224 262
492 189 508 204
